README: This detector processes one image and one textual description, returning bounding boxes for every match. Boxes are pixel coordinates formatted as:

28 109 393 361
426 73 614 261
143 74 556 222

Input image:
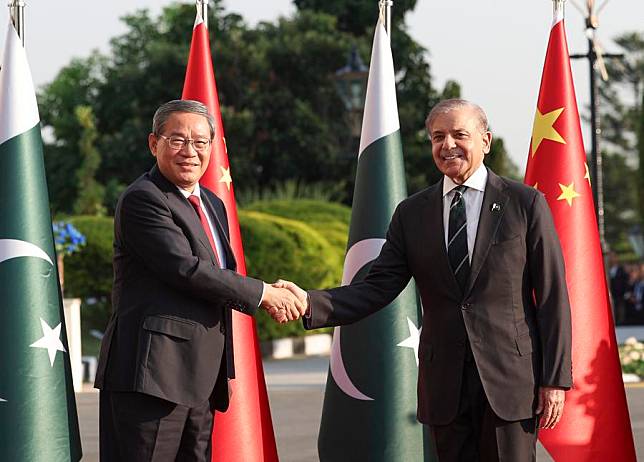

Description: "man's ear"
482 131 492 154
148 133 158 157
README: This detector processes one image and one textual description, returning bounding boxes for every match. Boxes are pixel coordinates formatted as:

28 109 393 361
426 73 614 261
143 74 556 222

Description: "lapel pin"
490 203 501 212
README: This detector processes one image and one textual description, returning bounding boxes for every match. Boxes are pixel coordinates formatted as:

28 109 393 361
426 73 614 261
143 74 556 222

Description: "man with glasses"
95 99 304 461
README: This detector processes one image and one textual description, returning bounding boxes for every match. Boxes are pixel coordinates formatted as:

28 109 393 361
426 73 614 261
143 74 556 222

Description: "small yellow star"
533 182 539 190
219 166 233 191
531 107 566 156
584 163 591 187
557 182 581 206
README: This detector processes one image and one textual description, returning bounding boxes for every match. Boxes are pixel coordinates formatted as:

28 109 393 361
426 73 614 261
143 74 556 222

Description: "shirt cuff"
257 282 266 308
304 293 312 318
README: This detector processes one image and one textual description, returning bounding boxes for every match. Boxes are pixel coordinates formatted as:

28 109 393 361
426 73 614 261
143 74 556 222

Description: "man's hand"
536 386 566 429
260 283 304 323
273 279 308 317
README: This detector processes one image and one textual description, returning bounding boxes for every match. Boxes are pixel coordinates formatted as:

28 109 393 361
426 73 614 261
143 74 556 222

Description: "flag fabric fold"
316 19 435 462
181 10 279 462
525 5 636 460
0 20 82 461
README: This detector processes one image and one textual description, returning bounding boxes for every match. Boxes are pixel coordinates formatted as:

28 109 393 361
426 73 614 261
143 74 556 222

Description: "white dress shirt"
178 184 227 269
442 164 488 263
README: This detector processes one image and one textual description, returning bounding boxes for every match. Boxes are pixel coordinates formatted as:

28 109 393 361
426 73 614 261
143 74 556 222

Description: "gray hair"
152 99 215 139
425 98 489 134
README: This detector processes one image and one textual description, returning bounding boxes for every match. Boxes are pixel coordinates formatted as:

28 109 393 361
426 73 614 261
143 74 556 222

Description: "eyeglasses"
157 135 212 152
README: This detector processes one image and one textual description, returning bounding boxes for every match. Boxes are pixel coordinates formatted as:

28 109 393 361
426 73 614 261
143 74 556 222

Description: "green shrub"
620 337 644 377
240 210 342 290
245 199 350 256
240 209 344 340
64 216 114 332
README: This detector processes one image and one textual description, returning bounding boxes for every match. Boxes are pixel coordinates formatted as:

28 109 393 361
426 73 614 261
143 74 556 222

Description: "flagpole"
197 0 207 30
379 0 392 37
8 0 25 45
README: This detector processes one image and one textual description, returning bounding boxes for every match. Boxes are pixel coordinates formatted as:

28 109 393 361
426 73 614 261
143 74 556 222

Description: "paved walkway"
616 325 644 343
77 356 643 461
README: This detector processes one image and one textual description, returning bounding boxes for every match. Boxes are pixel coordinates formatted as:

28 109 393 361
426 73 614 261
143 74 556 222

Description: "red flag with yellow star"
181 9 279 462
525 4 636 460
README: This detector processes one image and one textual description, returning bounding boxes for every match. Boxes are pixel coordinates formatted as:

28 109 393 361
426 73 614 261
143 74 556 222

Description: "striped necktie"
448 185 469 291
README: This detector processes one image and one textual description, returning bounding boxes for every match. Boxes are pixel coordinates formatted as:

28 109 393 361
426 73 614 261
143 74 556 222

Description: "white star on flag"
30 318 66 367
397 317 421 366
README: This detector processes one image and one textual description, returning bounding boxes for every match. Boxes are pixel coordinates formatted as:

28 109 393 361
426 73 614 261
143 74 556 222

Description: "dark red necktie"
188 194 222 267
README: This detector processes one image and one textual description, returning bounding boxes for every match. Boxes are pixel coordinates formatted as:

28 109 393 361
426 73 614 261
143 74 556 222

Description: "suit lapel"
421 180 462 295
466 170 509 295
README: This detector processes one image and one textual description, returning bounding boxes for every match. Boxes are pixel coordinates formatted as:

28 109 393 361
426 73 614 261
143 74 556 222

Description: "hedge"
245 199 350 254
64 216 115 334
239 208 347 340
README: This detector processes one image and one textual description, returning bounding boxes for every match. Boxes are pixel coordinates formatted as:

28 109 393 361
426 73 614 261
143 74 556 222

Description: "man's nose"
178 142 197 155
442 135 456 150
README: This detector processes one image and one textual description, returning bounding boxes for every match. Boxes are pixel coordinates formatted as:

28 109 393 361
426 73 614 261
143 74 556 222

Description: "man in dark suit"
95 100 304 461
278 99 572 461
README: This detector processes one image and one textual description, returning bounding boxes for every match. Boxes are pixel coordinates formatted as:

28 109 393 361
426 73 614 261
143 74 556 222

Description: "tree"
294 0 417 36
38 2 516 212
598 31 643 253
486 137 520 179
39 55 104 213
639 88 644 225
74 105 106 216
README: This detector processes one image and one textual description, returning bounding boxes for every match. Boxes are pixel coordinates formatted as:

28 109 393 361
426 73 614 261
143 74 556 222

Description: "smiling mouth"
441 149 464 161
442 154 462 161
178 162 199 168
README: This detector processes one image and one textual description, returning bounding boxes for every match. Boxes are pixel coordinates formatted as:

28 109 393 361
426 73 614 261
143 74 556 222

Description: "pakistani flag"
317 18 435 462
0 21 82 461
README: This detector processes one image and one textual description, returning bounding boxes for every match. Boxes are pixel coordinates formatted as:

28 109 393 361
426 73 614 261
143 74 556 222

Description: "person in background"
608 251 630 325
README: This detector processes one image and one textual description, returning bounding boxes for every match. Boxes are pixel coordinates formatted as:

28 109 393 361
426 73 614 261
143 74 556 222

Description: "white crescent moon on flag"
0 239 53 266
330 238 386 401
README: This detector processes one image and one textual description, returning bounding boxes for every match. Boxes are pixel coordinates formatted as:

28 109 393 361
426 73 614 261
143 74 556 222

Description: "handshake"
260 280 308 323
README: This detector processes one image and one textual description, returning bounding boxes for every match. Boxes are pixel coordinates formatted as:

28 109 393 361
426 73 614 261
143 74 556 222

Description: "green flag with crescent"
0 20 82 461
317 15 437 462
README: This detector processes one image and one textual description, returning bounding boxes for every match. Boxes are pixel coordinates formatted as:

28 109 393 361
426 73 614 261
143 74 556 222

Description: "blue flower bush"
53 221 86 256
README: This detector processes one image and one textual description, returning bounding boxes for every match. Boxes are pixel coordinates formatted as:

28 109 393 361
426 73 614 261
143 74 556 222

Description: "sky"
1 0 642 171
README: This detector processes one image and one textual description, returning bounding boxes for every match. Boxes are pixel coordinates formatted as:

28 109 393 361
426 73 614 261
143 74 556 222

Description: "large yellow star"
557 182 581 206
219 166 233 191
531 107 566 156
584 163 591 187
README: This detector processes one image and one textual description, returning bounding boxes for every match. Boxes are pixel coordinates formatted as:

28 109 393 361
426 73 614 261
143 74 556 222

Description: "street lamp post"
334 45 369 144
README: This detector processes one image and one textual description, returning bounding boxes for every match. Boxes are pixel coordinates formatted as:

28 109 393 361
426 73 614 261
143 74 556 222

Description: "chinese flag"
181 10 279 462
525 4 636 461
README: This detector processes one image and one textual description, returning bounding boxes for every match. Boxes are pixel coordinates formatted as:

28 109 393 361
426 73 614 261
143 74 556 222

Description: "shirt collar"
177 183 201 199
442 164 488 197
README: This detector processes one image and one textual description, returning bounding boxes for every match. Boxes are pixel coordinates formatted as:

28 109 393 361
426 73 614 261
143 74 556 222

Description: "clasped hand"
260 280 308 323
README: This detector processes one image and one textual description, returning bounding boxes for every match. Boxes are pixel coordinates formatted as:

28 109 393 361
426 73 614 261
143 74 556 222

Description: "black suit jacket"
95 165 263 411
305 169 572 425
